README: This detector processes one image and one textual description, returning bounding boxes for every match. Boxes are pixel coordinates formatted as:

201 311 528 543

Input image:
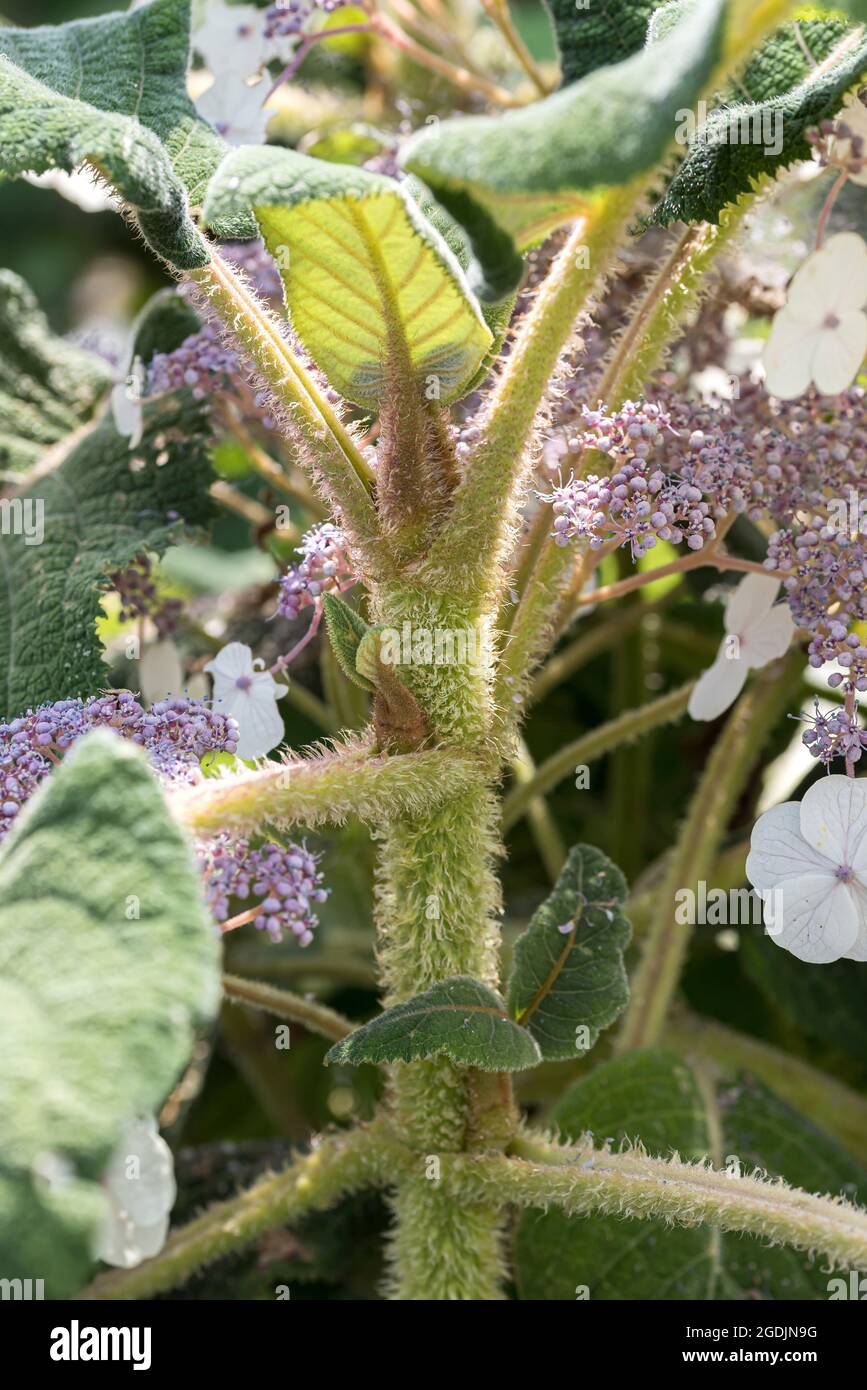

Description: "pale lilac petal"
725 573 780 636
842 882 867 961
743 604 795 668
784 245 840 321
765 874 860 963
746 800 832 891
230 688 285 759
204 641 254 685
687 646 748 721
811 313 867 396
762 311 818 399
799 774 867 867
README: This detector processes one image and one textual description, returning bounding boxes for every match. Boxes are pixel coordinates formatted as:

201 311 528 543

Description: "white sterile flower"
94 1116 176 1269
205 641 287 758
688 573 795 722
110 354 145 448
746 775 867 963
193 1 268 82
24 167 116 213
762 232 867 399
195 76 273 146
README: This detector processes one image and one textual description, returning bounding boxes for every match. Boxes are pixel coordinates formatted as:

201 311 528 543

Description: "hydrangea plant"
2 0 867 1303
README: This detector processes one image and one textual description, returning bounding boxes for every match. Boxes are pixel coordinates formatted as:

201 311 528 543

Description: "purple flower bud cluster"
276 522 353 620
107 555 183 639
798 702 867 765
264 0 345 40
147 322 240 403
198 833 327 945
807 106 867 181
0 693 240 839
221 239 284 302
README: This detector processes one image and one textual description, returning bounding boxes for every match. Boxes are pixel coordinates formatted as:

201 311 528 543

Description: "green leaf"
0 269 112 475
0 309 214 715
507 844 631 1061
325 976 542 1071
0 730 220 1296
322 591 376 692
545 0 660 86
515 1050 867 1300
0 0 252 267
202 145 493 408
650 14 867 226
401 0 728 299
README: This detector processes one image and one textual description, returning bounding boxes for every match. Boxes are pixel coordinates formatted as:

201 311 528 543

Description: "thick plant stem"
502 682 693 831
80 1125 392 1300
615 651 804 1053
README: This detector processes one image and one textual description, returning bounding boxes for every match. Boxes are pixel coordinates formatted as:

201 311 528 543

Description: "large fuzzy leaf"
545 0 660 85
401 0 728 299
650 13 867 226
0 731 220 1297
0 295 214 715
0 0 251 267
0 270 112 475
325 976 542 1071
507 844 631 1061
203 146 493 409
514 1050 867 1300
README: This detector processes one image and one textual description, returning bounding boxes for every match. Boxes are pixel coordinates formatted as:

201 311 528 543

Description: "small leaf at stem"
507 843 631 1061
322 591 376 692
325 976 542 1071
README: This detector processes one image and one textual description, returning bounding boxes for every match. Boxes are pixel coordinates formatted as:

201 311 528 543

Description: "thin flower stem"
479 0 553 95
209 479 277 530
222 972 353 1041
219 905 262 935
815 168 850 249
502 682 694 831
266 24 374 100
509 737 568 879
372 11 525 106
614 650 805 1054
846 687 857 777
574 549 776 606
530 599 669 705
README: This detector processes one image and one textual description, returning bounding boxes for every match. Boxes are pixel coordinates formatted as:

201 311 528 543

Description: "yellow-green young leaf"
0 732 220 1296
322 591 376 692
0 0 253 267
401 0 728 299
0 270 112 475
202 146 493 408
325 976 542 1071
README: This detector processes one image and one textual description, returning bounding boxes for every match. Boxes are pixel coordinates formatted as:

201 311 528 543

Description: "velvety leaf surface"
322 591 376 692
515 1050 867 1300
325 976 542 1071
203 146 492 408
0 731 220 1295
650 14 867 226
507 844 631 1060
0 269 112 474
0 0 251 265
401 0 727 299
0 293 214 714
545 0 660 85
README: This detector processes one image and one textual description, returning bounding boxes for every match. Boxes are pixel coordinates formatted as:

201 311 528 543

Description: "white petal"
139 640 184 704
103 1117 175 1226
216 685 285 759
725 572 780 636
765 874 860 963
204 641 254 686
193 2 268 79
688 646 748 721
842 881 867 961
743 603 795 668
762 310 817 399
784 243 842 321
110 380 143 447
824 232 867 311
799 773 867 867
746 800 832 892
811 313 867 396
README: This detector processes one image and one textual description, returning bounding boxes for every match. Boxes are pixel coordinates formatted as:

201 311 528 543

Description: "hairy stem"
222 973 353 1041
